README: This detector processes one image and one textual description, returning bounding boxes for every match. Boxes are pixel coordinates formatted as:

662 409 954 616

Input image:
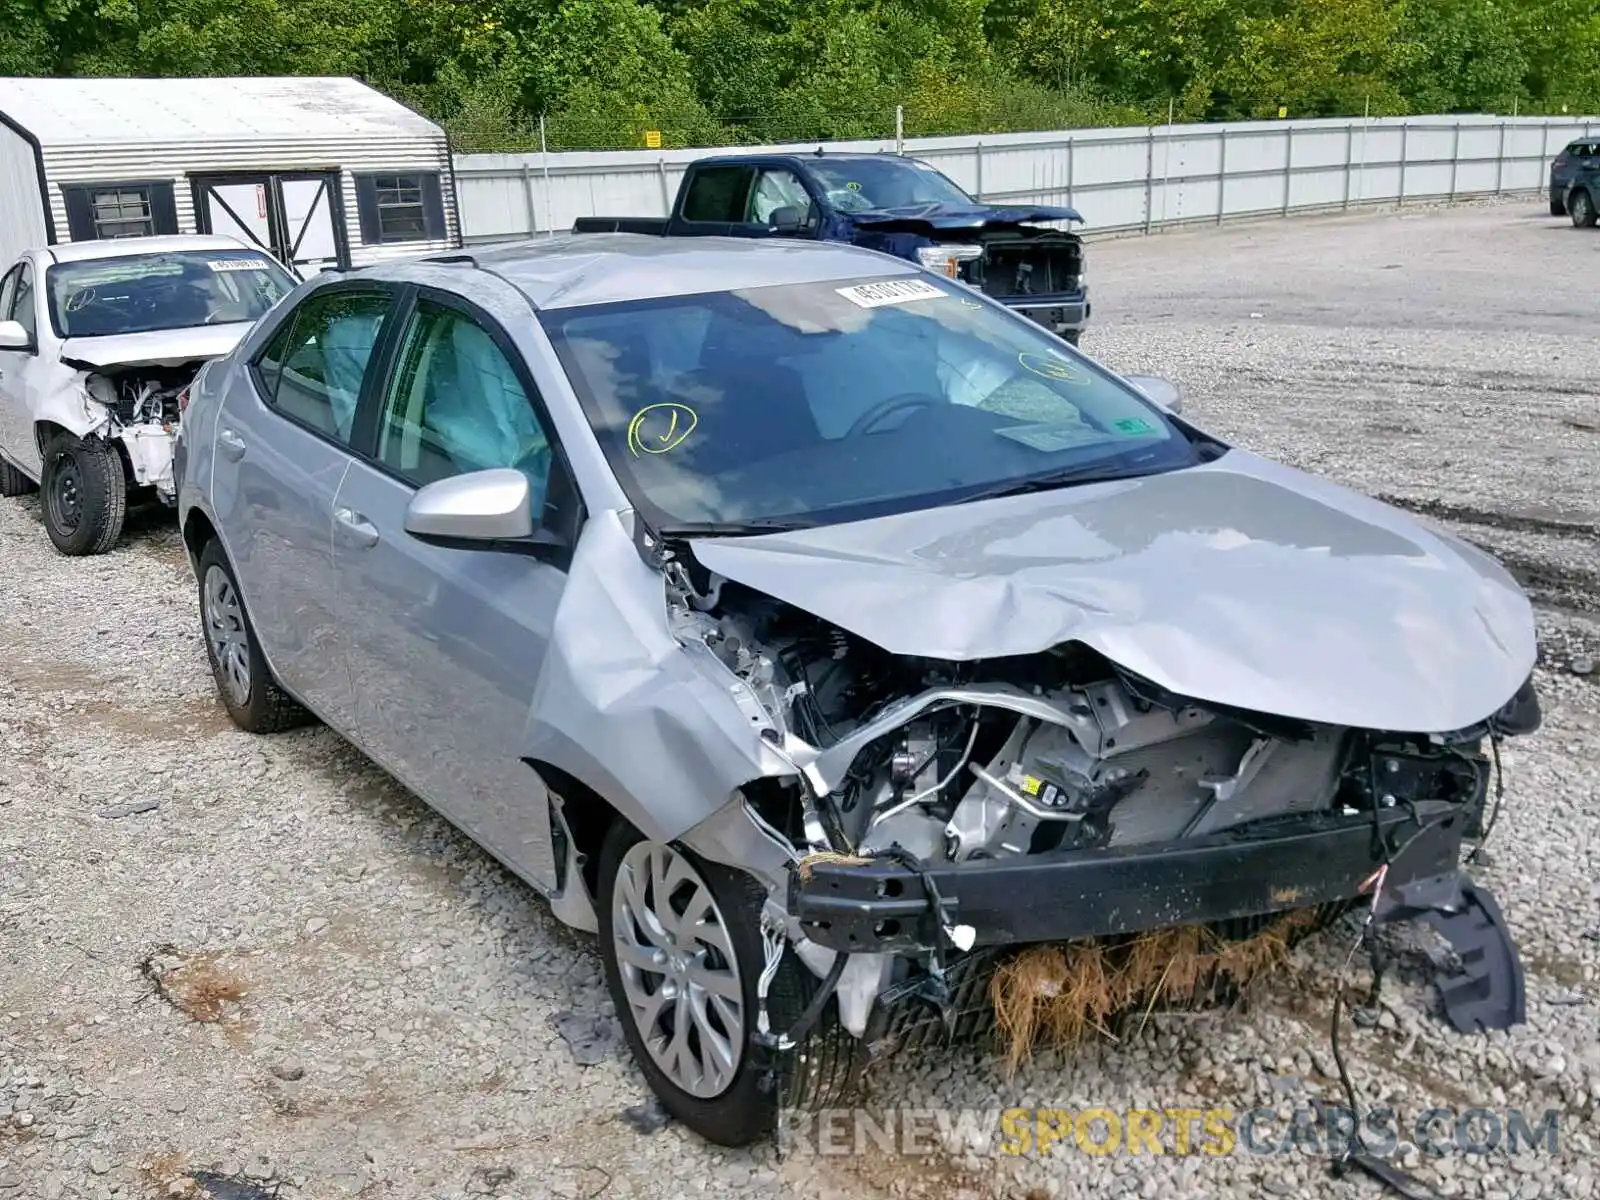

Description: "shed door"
191 171 349 276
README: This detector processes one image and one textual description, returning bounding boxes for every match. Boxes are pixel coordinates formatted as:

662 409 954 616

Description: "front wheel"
1571 190 1598 228
40 433 125 556
597 822 813 1146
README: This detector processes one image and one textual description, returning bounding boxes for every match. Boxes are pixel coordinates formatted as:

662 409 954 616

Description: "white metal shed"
0 76 462 275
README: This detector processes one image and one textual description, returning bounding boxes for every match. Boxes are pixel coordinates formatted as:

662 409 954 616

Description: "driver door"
0 260 50 476
330 288 574 886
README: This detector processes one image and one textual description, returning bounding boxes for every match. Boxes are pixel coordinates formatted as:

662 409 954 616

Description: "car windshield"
47 251 297 338
808 159 973 213
542 275 1200 532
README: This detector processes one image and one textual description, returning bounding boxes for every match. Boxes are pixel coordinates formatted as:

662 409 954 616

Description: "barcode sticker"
836 279 947 309
207 258 270 272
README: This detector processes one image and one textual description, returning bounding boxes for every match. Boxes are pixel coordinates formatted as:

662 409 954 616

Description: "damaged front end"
64 357 195 502
650 535 1539 1105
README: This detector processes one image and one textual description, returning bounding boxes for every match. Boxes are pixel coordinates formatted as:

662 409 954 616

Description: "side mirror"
0 319 30 351
768 206 805 232
1124 373 1184 415
404 467 563 553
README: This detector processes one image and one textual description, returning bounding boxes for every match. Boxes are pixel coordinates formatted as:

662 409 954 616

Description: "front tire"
0 455 34 498
1571 190 1597 228
40 433 124 555
597 821 812 1146
196 538 312 733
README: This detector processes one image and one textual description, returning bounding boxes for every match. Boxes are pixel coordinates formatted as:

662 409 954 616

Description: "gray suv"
174 235 1541 1146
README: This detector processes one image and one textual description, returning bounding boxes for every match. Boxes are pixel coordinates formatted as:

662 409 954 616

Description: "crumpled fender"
520 508 800 845
34 370 115 443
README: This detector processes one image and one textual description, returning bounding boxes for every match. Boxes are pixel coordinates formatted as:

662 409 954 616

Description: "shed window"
353 172 447 245
61 181 179 243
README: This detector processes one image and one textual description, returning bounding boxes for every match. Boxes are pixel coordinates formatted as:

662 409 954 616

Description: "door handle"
334 506 379 549
218 427 246 460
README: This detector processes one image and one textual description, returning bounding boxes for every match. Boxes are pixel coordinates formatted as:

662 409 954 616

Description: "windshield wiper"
956 460 1170 506
655 516 819 538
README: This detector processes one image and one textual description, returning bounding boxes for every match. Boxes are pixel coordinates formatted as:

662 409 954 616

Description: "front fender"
520 508 801 847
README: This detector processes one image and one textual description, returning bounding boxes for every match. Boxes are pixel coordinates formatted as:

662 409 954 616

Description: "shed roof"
0 76 442 146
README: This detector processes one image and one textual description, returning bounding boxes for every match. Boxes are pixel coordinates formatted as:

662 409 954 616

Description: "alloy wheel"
610 841 745 1098
202 565 253 707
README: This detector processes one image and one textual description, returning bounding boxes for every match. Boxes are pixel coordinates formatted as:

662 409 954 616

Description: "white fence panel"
453 114 1598 243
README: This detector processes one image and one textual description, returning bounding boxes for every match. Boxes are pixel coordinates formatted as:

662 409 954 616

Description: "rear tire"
1550 197 1566 217
597 821 816 1147
0 455 34 498
196 537 313 733
40 433 125 556
1572 190 1598 228
1060 329 1082 347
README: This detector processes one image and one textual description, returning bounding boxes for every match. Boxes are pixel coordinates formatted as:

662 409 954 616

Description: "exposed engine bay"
72 360 197 502
668 570 1495 871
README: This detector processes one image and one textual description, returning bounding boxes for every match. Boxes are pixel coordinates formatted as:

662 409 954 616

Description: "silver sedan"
174 234 1541 1146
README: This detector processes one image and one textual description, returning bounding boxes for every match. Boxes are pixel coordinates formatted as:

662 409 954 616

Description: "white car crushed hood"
59 323 256 372
687 449 1538 735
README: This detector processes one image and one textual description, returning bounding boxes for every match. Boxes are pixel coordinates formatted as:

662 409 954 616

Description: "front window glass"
808 158 973 213
542 276 1198 531
47 251 297 338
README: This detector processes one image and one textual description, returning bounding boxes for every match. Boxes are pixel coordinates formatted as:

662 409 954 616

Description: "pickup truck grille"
967 238 1083 299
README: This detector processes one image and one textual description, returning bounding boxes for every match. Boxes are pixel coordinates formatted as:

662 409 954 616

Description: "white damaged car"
0 235 298 554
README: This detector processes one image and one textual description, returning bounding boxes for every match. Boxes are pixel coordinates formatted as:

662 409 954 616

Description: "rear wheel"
40 432 124 556
1571 189 1598 228
0 456 34 498
1060 329 1082 347
197 538 312 733
597 821 813 1146
1550 196 1566 217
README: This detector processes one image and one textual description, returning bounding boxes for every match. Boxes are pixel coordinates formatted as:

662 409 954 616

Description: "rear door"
328 284 574 888
209 282 399 728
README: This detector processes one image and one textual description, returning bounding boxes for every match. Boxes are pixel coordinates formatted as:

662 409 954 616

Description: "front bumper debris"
1008 296 1089 334
792 803 1464 954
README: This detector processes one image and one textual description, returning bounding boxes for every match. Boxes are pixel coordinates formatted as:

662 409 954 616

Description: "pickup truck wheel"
1550 197 1566 216
597 822 814 1146
197 538 313 733
40 433 124 556
1571 190 1597 228
1060 330 1082 347
0 456 35 497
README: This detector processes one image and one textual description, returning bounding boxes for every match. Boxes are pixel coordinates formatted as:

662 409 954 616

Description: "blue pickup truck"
572 151 1091 344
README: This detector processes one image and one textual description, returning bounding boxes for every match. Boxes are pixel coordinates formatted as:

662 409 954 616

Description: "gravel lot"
3 195 1597 1200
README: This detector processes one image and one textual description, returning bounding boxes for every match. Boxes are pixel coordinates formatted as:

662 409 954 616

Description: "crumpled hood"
689 451 1537 734
60 323 254 372
845 202 1082 230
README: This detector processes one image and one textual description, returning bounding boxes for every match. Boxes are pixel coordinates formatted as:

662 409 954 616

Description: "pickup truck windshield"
809 159 973 213
542 276 1197 532
47 251 297 339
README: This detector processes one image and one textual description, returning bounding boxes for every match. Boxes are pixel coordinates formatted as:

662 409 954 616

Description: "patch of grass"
989 909 1321 1071
139 945 248 1023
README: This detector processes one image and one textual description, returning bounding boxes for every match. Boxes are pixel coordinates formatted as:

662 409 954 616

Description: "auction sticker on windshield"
836 279 947 308
208 258 272 272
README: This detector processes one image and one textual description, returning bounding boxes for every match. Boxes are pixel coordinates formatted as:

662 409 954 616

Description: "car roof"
44 234 259 264
398 233 921 311
694 151 929 166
